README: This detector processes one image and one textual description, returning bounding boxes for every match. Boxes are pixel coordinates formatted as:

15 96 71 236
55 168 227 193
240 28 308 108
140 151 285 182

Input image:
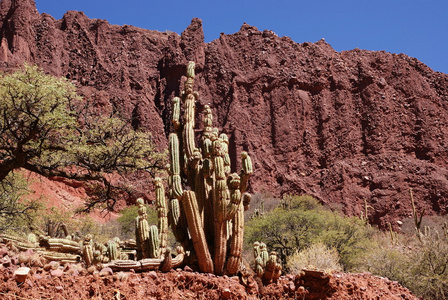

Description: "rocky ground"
0 242 418 300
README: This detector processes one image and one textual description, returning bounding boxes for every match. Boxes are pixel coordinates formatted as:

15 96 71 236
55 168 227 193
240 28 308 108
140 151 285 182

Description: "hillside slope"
1 0 448 227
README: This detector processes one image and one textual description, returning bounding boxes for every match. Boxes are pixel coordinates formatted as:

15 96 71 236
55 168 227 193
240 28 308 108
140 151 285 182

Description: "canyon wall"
2 0 448 227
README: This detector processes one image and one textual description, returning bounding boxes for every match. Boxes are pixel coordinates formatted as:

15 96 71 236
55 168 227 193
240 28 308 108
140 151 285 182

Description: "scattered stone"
148 271 158 280
50 269 64 277
44 261 60 271
10 256 18 265
14 267 31 283
0 247 8 257
25 279 33 288
99 267 113 276
67 267 79 277
221 288 231 299
2 256 11 268
184 265 193 272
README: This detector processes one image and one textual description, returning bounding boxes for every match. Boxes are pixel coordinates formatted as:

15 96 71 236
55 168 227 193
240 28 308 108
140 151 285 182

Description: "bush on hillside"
244 195 377 271
362 228 448 300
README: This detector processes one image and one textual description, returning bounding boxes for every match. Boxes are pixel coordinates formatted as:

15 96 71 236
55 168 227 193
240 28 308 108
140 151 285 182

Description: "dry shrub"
362 230 448 300
286 243 342 275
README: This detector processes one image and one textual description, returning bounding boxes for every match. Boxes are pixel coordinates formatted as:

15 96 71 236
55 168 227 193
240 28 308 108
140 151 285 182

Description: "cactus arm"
139 257 164 271
227 173 243 220
155 178 168 255
148 225 160 258
225 202 244 275
212 137 231 275
107 240 119 261
239 151 253 194
40 251 81 263
259 243 268 268
136 199 151 258
169 133 184 199
183 93 197 161
181 190 214 273
160 247 173 272
82 243 94 266
171 246 186 268
243 193 252 211
219 134 231 176
172 97 181 130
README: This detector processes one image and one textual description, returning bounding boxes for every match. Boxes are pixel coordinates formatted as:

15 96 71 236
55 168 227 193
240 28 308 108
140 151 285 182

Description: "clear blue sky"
35 0 448 74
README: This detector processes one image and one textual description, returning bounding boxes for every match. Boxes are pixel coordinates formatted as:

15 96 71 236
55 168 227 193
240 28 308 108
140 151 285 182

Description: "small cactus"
82 235 94 266
107 239 119 261
253 241 282 284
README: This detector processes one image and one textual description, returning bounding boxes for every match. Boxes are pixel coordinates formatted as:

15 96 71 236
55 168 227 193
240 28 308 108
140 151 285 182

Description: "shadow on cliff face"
1 0 448 228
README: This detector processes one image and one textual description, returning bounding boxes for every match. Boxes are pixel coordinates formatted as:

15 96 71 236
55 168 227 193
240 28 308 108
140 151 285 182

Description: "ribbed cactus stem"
181 191 214 273
260 242 268 268
160 247 173 272
183 93 196 160
107 240 119 261
253 241 260 259
220 134 231 176
155 177 168 255
172 97 181 130
169 133 181 176
243 193 252 211
136 198 150 258
148 225 160 258
240 151 253 193
227 173 242 220
213 176 229 275
82 240 93 266
225 202 244 275
264 251 282 283
186 61 196 79
256 256 264 278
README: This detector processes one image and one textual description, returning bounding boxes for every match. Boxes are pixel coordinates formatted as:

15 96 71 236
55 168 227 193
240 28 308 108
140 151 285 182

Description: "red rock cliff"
1 0 448 227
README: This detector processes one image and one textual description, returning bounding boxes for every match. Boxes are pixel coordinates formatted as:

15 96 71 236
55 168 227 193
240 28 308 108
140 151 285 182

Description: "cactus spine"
165 61 253 275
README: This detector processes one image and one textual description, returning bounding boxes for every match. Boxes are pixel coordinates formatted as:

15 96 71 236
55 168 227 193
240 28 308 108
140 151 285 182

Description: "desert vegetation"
0 63 443 299
0 64 164 216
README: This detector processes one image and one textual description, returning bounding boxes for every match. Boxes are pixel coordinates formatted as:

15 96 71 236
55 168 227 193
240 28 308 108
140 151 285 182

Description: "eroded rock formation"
1 0 448 227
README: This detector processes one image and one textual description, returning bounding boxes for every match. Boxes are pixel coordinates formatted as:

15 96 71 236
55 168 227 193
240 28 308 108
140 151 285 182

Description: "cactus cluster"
0 61 254 275
166 61 253 275
253 241 282 284
135 177 168 260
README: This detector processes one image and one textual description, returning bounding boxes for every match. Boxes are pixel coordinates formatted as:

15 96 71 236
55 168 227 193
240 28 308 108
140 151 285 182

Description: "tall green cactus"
166 61 254 275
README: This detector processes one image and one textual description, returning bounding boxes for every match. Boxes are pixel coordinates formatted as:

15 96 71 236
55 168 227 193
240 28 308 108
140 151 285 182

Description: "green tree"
244 195 376 271
0 64 164 213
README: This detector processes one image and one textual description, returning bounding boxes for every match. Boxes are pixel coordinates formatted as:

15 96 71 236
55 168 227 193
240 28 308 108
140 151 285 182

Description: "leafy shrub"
287 243 342 275
244 195 377 271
